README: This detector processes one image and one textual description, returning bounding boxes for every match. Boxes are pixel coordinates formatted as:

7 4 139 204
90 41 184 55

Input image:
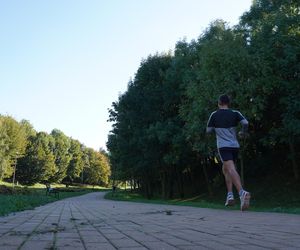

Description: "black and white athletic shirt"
206 109 248 149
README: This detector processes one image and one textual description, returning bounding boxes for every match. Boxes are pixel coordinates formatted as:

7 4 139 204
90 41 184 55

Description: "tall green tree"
108 0 300 198
0 115 28 180
108 54 174 197
84 148 110 186
64 139 84 184
240 0 300 180
50 129 71 182
16 132 56 185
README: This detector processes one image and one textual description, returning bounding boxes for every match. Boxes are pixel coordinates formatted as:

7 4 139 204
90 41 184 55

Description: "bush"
0 185 32 195
0 185 13 194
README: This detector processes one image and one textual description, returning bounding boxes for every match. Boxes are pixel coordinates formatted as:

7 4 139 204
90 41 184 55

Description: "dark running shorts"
218 147 239 162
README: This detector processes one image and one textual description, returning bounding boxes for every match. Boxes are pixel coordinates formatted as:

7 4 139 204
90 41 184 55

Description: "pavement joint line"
125 217 282 249
113 215 199 247
70 200 117 246
0 205 51 239
181 227 219 237
147 228 207 249
73 202 155 250
0 208 53 240
69 201 88 250
107 215 200 248
123 216 254 249
1 192 300 250
71 202 119 250
73 203 185 250
17 203 61 250
267 229 300 236
51 201 66 250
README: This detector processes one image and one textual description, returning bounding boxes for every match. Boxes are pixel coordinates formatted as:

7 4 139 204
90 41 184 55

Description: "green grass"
0 182 109 216
0 180 106 190
105 188 300 214
105 191 225 208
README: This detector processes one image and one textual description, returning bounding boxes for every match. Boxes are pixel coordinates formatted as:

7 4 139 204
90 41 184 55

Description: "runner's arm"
236 111 249 135
206 112 215 134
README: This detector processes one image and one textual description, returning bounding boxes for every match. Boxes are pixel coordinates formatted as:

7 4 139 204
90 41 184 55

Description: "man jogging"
206 94 251 211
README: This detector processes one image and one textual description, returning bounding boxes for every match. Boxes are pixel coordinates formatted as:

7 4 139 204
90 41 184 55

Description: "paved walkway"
0 192 299 250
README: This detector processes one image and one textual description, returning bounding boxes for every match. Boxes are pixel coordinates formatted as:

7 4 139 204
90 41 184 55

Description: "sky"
0 0 252 151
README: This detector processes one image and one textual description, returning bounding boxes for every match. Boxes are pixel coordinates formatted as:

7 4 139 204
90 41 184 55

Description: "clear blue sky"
0 0 252 150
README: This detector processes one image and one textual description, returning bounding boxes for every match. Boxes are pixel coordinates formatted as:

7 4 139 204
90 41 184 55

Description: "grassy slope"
0 181 108 216
105 179 300 215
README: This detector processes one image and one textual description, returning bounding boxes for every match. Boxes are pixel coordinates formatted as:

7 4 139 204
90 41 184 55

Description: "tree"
0 115 28 180
84 149 110 186
50 129 71 182
16 132 56 185
240 0 300 180
64 139 84 184
108 1 300 198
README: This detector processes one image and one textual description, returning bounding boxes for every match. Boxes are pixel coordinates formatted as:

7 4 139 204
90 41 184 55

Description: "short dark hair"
218 94 230 105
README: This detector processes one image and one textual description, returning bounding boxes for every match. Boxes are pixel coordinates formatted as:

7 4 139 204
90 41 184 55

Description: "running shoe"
225 194 235 206
240 191 251 211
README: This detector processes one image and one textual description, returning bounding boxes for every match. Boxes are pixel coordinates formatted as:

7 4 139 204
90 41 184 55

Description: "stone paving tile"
0 247 19 250
233 244 270 250
0 192 299 250
29 232 54 241
56 246 85 250
102 233 130 240
81 234 109 243
142 241 178 250
85 242 116 250
162 237 194 246
110 238 144 248
126 233 159 242
55 237 84 248
177 246 214 250
20 240 53 250
56 232 79 239
118 248 148 250
0 235 27 246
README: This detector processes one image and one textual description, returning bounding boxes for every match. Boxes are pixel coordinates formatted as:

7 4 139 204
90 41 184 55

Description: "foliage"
16 132 56 185
50 129 71 182
107 0 300 200
84 148 111 186
64 139 84 183
0 115 29 180
0 115 110 186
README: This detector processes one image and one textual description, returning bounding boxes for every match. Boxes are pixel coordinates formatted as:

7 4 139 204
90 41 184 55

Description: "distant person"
206 94 251 211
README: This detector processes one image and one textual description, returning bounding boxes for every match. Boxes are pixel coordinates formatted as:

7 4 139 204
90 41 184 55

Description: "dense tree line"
107 0 300 198
0 115 110 186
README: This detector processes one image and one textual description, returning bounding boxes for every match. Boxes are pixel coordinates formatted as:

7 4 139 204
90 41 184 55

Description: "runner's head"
218 94 230 108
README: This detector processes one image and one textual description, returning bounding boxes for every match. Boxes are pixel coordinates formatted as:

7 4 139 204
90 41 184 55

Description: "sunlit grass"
0 180 108 190
0 181 109 216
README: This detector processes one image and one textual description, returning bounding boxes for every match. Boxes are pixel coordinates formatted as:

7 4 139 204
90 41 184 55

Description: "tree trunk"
203 158 213 196
289 138 299 181
161 171 167 199
168 169 174 199
175 166 184 199
147 180 153 199
239 137 246 186
189 167 200 194
240 156 244 186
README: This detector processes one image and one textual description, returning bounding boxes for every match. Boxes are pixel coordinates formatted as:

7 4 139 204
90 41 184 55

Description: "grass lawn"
105 187 300 215
0 181 109 216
